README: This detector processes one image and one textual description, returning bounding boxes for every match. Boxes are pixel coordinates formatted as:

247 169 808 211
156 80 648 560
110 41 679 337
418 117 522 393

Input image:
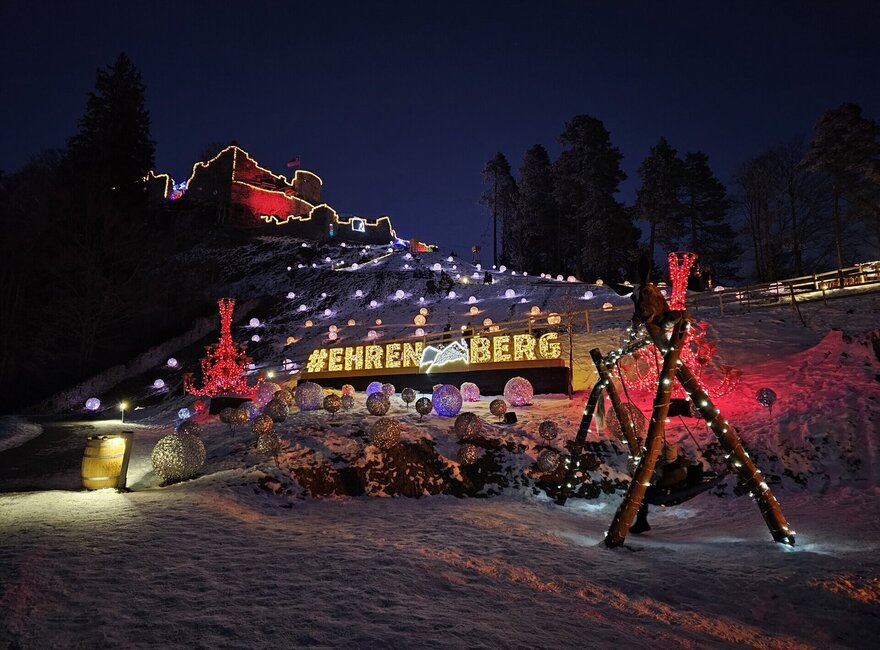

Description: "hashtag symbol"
306 349 328 373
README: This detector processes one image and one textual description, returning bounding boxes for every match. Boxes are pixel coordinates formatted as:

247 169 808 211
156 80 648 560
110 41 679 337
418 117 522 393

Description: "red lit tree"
185 298 258 397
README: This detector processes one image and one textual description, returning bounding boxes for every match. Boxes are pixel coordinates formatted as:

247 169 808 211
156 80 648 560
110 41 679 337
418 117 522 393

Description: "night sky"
2 1 878 254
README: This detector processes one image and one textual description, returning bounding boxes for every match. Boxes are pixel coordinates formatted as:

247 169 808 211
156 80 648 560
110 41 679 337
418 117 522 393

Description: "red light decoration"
185 298 259 398
668 251 697 310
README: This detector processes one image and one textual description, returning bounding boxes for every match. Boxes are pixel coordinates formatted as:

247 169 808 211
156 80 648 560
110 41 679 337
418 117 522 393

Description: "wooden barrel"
81 435 127 490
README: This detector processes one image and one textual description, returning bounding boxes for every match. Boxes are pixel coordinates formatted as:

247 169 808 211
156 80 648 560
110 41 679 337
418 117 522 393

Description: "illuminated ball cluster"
536 449 560 473
489 399 507 420
151 432 206 483
252 414 274 438
369 417 402 450
219 407 236 424
538 420 559 442
503 377 533 407
381 383 396 398
415 397 433 418
453 412 482 441
242 402 261 421
366 381 383 396
341 394 354 410
84 397 100 411
756 387 777 410
177 420 203 438
264 398 290 423
457 443 479 465
432 384 463 417
401 387 417 406
605 403 647 442
256 382 281 407
366 392 391 415
177 407 192 420
295 381 324 411
256 431 283 459
460 382 480 402
323 394 342 415
341 384 355 397
274 388 294 408
231 408 250 427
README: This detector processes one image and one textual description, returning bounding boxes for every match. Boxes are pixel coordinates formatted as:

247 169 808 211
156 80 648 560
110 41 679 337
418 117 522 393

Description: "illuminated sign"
304 332 561 375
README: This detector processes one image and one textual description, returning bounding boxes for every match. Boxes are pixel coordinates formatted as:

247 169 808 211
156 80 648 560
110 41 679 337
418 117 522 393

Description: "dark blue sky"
2 1 878 254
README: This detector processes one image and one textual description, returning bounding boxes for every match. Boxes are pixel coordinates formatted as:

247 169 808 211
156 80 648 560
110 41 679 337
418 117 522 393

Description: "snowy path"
2 486 878 649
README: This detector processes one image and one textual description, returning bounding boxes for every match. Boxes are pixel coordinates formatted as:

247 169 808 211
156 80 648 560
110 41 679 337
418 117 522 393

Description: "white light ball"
297 263 304 269
405 252 412 259
370 300 378 308
351 263 359 270
433 263 442 271
282 358 295 371
448 291 456 299
367 330 378 340
325 256 332 263
153 378 165 389
403 264 410 269
419 296 425 303
468 296 476 304
328 332 338 341
567 275 577 282
504 376 534 407
447 256 454 262
355 289 364 297
499 265 507 272
321 292 327 299
249 317 261 327
505 289 516 299
476 264 482 271
415 328 425 336
298 304 308 312
177 407 191 420
324 309 332 316
167 358 178 368
251 334 261 342
85 397 101 411
287 292 296 299
395 289 405 300
556 274 564 281
287 266 291 271
583 291 594 299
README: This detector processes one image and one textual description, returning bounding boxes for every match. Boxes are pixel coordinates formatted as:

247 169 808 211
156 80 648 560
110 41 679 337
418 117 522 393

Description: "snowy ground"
2 245 880 647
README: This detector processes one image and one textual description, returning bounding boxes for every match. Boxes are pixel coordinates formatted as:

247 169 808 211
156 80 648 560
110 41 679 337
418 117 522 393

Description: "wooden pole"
604 320 687 548
590 349 641 456
555 379 605 506
789 284 806 326
644 322 796 545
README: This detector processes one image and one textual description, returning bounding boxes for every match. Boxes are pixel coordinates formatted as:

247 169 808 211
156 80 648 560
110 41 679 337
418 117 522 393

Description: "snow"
2 239 880 647
0 417 43 453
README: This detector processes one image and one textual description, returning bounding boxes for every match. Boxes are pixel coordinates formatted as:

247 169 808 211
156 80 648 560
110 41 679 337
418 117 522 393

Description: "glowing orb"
167 358 178 368
366 381 383 395
460 382 480 402
249 318 260 327
504 377 533 407
287 292 296 299
251 334 261 342
432 384 463 417
395 289 405 299
85 397 101 411
153 379 165 389
505 289 516 298
295 381 324 411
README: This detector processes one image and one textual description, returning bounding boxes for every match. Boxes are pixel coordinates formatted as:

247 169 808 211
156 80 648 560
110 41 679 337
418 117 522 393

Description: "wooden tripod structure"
555 315 796 547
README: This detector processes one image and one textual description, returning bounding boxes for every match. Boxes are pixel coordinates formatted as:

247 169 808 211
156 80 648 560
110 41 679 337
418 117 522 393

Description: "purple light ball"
503 377 533 407
460 382 480 402
366 381 383 396
432 384 463 417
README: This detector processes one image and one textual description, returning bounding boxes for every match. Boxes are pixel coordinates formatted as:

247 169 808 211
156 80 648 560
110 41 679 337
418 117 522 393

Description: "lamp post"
119 401 127 423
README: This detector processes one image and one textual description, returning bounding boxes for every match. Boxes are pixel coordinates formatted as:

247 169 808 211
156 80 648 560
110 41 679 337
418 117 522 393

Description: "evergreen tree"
634 137 684 272
554 115 627 280
804 103 880 275
480 153 519 268
67 52 155 211
680 151 741 283
516 144 557 274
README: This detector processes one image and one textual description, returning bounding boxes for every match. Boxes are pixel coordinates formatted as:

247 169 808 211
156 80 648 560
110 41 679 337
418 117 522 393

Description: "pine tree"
516 144 557 274
480 153 519 268
634 137 684 272
67 52 155 210
680 151 741 284
554 115 627 280
804 103 880 276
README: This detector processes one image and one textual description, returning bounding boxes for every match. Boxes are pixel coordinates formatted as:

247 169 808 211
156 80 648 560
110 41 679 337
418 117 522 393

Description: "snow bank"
0 417 43 453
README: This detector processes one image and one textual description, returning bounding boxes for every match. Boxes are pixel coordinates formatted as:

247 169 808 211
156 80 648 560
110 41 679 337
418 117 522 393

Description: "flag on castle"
287 156 301 168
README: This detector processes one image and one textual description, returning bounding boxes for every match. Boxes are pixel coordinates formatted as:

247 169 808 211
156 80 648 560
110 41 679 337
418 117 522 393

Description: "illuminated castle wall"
146 145 397 244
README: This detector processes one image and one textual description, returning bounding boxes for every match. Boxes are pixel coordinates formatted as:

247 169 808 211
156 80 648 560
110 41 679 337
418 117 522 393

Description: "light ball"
341 394 354 410
415 397 432 417
321 292 327 298
256 382 281 407
153 378 165 389
219 407 236 424
415 328 426 337
367 330 378 340
583 291 594 300
323 394 342 414
538 420 559 441
375 319 382 325
432 384 463 417
274 388 294 407
401 387 417 405
85 397 101 411
457 443 479 465
251 334 261 342
369 417 402 450
167 357 178 368
419 307 429 316
381 383 395 398
602 302 613 311
295 381 324 411
536 449 560 473
257 431 283 458
249 317 261 327
504 377 533 407
395 289 405 300
469 306 479 315
328 332 338 341
547 313 561 325
370 300 378 308
341 384 355 397
414 314 427 326
286 336 296 345
595 279 604 285
460 382 480 402
287 292 296 299
505 289 516 299
242 402 261 421
305 320 314 328
489 399 508 419
264 398 289 423
606 403 648 443
252 414 274 437
151 432 206 482
530 305 541 316
177 420 203 438
447 291 456 299
231 408 250 427
468 296 477 304
177 407 192 420
366 381 383 395
348 319 356 326
366 392 391 416
351 263 359 270
499 265 507 272
483 318 493 327
299 304 308 312
355 289 364 298
453 412 482 441
432 263 442 271
757 387 778 410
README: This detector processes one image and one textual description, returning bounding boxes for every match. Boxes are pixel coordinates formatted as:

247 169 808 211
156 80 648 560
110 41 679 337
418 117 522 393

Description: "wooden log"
554 378 605 506
604 320 687 547
590 349 641 457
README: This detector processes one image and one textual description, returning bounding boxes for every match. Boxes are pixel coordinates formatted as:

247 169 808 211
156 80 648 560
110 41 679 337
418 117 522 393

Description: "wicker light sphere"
489 399 508 419
274 388 294 408
242 401 261 421
256 431 283 458
366 381 383 396
536 449 560 473
177 420 203 438
323 394 342 414
252 414 274 437
503 376 533 407
264 398 290 423
605 403 648 442
177 407 192 420
219 407 236 424
341 384 356 397
453 412 482 441
231 408 250 427
401 387 417 407
341 394 355 410
432 384 463 417
538 420 559 441
151 432 206 482
366 392 391 416
457 443 479 465
381 382 396 398
369 417 402 450
460 382 480 402
415 397 433 417
256 382 281 407
295 381 324 411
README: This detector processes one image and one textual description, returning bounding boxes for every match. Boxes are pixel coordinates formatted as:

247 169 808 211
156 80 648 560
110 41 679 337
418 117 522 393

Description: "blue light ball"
432 384 463 417
242 401 261 421
366 381 383 396
177 407 192 420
